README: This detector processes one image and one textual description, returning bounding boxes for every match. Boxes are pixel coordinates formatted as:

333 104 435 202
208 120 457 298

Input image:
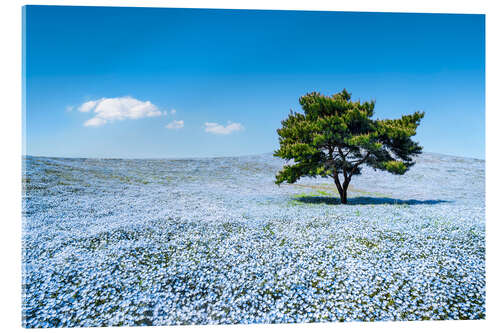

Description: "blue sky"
24 6 485 159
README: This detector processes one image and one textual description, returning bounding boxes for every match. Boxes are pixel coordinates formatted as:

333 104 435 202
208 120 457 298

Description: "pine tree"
275 89 424 204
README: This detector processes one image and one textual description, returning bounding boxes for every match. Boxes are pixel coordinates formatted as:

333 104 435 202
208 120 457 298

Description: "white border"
2 1 498 332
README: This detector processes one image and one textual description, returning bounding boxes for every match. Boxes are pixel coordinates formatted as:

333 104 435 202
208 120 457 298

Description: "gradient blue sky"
24 6 485 159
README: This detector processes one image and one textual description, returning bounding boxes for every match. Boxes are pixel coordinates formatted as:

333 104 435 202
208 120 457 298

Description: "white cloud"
78 100 100 112
171 109 177 115
78 96 163 127
204 121 244 135
166 120 184 130
84 117 107 127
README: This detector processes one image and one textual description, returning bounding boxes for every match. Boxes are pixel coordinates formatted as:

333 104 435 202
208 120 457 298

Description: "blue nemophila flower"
22 153 484 327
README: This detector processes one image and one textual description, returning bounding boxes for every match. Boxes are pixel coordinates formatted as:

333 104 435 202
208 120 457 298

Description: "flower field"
22 152 485 327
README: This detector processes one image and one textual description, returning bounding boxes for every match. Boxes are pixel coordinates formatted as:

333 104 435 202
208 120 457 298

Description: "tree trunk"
334 181 348 204
341 178 350 204
340 188 348 204
332 171 349 204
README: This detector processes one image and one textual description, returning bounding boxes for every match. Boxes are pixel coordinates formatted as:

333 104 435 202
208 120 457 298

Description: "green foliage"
274 89 424 203
381 160 407 175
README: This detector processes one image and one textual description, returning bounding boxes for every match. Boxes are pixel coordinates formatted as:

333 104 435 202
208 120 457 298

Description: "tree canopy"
274 89 424 204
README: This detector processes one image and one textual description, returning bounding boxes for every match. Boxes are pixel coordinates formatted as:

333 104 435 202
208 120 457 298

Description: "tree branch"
331 169 343 194
348 152 371 178
344 148 355 159
336 146 348 177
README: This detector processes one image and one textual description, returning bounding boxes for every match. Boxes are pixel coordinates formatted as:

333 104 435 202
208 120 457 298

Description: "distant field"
22 152 485 327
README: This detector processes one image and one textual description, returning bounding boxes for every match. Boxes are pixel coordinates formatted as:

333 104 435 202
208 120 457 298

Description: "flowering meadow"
22 152 485 327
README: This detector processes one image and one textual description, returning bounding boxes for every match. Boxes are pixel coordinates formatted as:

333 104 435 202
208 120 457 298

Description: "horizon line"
22 150 485 162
